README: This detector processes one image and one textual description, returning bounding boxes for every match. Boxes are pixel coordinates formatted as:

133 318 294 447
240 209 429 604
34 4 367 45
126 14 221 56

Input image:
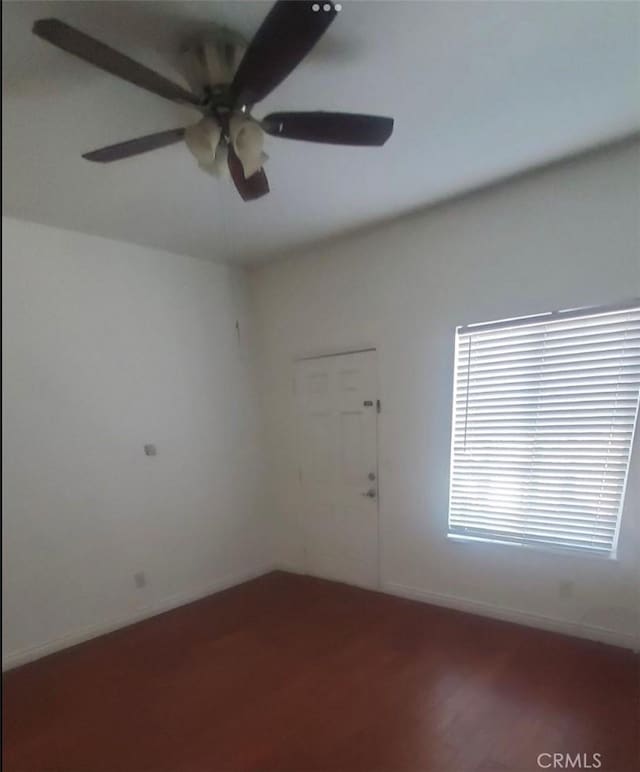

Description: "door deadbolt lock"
368 472 376 481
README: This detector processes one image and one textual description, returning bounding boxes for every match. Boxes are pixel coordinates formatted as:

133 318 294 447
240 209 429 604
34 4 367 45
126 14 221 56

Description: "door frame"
293 345 381 589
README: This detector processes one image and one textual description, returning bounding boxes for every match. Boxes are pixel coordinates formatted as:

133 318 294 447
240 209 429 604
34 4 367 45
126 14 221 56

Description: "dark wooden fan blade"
82 128 186 162
33 19 200 105
230 1 337 107
262 112 394 146
227 145 270 201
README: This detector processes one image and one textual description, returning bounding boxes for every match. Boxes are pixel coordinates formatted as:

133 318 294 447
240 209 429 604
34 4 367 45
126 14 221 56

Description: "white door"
295 350 379 589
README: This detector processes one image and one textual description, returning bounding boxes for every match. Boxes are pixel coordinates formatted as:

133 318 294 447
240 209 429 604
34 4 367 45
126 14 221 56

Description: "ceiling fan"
32 1 394 202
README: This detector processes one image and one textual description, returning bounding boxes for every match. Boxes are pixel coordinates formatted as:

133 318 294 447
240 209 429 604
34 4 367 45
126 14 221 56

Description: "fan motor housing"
180 28 247 108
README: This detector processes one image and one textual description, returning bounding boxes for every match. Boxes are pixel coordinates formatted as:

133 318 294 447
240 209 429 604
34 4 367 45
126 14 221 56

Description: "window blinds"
448 301 640 556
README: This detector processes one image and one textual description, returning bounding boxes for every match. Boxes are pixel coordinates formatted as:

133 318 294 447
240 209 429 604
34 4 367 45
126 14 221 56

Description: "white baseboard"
2 564 273 671
270 566 638 650
5 567 636 670
272 562 307 575
381 580 639 651
271 566 638 650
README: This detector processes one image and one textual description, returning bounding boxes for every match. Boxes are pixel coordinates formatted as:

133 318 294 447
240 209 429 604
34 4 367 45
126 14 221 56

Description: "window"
448 301 640 557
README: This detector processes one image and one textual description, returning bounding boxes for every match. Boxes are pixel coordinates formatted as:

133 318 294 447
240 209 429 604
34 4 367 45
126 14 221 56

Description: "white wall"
4 140 639 668
2 217 270 668
250 140 640 648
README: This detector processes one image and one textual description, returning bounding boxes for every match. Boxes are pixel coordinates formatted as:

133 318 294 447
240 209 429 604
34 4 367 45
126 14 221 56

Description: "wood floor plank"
3 571 638 772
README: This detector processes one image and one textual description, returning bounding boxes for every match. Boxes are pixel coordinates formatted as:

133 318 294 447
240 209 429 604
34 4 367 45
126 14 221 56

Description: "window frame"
446 298 640 560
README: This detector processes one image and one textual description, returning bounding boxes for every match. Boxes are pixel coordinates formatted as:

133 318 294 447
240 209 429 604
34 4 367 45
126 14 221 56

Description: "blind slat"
455 390 640 405
455 415 636 425
449 519 616 538
458 335 640 363
452 481 617 505
449 531 611 554
459 309 640 341
450 498 619 518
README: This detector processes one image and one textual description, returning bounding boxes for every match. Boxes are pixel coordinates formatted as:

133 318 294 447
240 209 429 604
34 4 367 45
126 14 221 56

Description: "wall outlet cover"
558 580 574 599
134 572 147 589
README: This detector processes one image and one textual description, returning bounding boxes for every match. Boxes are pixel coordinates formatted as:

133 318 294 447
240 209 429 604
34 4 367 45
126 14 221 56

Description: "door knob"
368 472 376 481
362 488 377 498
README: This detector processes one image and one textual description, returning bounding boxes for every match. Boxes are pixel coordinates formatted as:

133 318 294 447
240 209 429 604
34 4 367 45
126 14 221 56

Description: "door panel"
296 350 379 589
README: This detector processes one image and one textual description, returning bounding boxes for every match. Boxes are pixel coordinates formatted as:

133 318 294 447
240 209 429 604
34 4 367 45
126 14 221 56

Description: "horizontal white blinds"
448 302 640 555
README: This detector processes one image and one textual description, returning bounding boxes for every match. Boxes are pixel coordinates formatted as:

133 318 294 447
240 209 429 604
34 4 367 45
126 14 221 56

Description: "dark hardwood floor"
3 571 639 772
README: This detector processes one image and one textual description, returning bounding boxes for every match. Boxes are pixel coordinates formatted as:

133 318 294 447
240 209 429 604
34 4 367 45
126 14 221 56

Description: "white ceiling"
3 1 639 264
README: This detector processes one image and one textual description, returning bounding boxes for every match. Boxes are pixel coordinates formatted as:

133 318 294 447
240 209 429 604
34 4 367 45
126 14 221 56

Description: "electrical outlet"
134 572 147 589
558 580 574 599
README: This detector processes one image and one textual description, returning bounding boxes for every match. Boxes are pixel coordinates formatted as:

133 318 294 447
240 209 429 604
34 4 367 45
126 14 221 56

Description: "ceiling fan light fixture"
34 1 393 202
229 114 265 179
197 139 231 178
184 117 221 167
214 140 230 177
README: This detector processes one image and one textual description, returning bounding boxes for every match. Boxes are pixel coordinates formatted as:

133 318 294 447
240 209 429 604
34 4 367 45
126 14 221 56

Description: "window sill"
446 533 618 562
